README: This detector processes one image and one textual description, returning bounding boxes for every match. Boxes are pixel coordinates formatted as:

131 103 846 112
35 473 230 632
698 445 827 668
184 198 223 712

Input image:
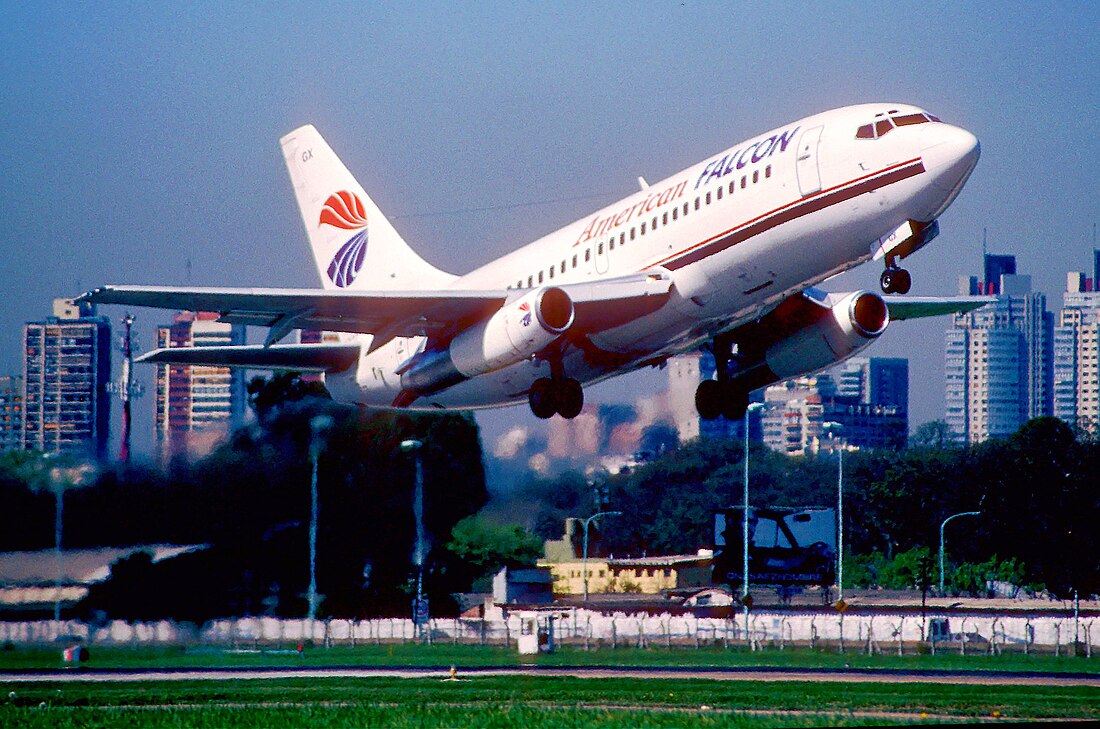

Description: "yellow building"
539 552 713 595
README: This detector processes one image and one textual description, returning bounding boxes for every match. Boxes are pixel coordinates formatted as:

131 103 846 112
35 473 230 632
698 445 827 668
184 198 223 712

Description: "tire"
695 379 722 420
557 379 584 419
528 378 558 419
893 268 912 294
880 268 895 294
720 385 749 421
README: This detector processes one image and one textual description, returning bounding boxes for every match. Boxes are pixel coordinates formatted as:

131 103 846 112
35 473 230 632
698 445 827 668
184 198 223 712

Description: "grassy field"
3 675 1098 728
1 641 1098 674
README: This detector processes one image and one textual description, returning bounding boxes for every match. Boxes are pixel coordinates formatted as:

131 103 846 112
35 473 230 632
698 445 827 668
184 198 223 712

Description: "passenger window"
672 208 678 220
561 261 565 273
619 232 625 245
538 271 543 283
705 192 711 205
765 165 771 178
585 249 591 262
610 238 615 250
598 242 604 253
548 266 554 279
640 222 646 235
753 170 759 184
741 176 747 189
716 186 723 200
729 181 735 194
572 254 578 268
630 227 636 240
528 276 533 287
694 198 700 210
662 212 668 225
683 202 689 215
651 216 657 229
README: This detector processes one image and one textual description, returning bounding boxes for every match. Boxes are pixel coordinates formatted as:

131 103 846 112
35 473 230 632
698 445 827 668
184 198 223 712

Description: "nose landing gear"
879 257 912 295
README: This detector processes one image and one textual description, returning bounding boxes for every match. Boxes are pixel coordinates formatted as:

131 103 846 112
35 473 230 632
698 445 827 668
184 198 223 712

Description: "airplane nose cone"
920 124 980 193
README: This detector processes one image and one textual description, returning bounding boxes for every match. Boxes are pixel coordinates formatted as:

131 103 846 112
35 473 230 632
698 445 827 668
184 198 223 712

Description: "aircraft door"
594 239 610 275
796 126 824 196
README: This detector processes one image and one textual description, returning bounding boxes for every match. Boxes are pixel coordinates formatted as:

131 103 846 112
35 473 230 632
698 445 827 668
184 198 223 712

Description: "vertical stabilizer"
280 125 456 291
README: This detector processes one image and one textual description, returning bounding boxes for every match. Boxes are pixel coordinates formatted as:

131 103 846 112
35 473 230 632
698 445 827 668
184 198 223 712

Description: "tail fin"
280 125 456 291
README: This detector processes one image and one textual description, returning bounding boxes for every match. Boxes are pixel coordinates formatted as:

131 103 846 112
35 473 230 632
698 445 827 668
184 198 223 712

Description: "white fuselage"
326 103 979 410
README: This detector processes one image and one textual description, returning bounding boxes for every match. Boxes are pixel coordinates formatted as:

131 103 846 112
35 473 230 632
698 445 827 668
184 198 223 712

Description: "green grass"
1 642 1098 675
2 675 1097 727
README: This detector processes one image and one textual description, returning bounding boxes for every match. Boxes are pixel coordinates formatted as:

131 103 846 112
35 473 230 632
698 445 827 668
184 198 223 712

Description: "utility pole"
105 313 143 463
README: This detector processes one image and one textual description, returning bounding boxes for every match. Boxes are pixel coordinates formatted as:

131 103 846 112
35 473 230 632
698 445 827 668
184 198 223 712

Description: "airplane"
80 103 988 421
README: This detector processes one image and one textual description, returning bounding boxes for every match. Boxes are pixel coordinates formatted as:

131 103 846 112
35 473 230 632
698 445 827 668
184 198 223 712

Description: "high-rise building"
154 312 246 456
22 299 112 456
945 258 1053 444
759 356 908 455
983 254 1017 295
0 375 23 452
1053 265 1100 434
667 351 758 443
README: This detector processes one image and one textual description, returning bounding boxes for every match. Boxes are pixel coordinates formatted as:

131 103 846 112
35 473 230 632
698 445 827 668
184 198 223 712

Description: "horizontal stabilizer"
135 343 360 373
883 295 995 321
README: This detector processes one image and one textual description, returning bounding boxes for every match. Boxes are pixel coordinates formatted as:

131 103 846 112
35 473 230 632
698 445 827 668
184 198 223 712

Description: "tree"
446 516 542 586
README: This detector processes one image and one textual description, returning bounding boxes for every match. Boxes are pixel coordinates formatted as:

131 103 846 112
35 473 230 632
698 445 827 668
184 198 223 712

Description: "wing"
883 295 996 320
78 271 672 349
135 343 360 373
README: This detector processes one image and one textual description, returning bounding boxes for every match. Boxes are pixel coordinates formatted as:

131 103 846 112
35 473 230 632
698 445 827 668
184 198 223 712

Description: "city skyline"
3 4 1098 459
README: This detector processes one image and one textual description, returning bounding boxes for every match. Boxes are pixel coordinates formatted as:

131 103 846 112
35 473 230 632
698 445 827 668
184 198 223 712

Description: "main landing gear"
694 333 750 421
529 377 583 419
879 257 912 295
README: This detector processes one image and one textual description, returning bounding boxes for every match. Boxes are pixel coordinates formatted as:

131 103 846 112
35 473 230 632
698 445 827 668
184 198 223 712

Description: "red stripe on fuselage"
654 158 925 271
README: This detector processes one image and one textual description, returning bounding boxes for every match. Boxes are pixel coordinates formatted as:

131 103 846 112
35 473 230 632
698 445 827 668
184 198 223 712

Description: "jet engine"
763 290 890 379
400 286 574 395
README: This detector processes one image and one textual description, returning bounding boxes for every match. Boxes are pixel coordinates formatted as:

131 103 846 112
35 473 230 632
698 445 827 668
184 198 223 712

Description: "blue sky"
2 2 1098 459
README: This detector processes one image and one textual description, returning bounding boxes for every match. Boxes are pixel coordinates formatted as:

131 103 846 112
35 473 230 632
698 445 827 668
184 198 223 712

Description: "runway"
3 665 1098 687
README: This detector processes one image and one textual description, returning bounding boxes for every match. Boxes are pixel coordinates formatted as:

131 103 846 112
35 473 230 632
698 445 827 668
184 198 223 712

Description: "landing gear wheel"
695 380 723 420
528 378 558 419
892 268 912 294
880 267 912 295
720 385 749 421
557 378 584 419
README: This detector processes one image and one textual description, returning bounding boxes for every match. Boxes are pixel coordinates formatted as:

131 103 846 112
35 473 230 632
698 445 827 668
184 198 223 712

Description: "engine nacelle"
400 286 574 395
764 291 890 379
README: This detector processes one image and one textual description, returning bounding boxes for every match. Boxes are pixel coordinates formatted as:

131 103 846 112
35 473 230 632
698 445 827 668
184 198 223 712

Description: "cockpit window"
855 111 942 139
893 113 927 127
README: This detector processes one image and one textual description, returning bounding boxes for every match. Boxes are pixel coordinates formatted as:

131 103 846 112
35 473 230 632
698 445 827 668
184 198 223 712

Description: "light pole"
742 402 764 629
822 421 844 600
307 415 333 629
574 511 621 602
400 439 427 633
939 511 980 593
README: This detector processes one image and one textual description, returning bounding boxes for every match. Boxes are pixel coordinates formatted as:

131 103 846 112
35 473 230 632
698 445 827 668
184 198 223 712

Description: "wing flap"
135 343 361 373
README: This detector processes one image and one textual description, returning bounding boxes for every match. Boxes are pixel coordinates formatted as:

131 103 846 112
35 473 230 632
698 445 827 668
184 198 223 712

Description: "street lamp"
742 402 764 623
939 511 981 593
822 421 844 601
572 511 622 602
399 439 427 633
307 415 334 629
